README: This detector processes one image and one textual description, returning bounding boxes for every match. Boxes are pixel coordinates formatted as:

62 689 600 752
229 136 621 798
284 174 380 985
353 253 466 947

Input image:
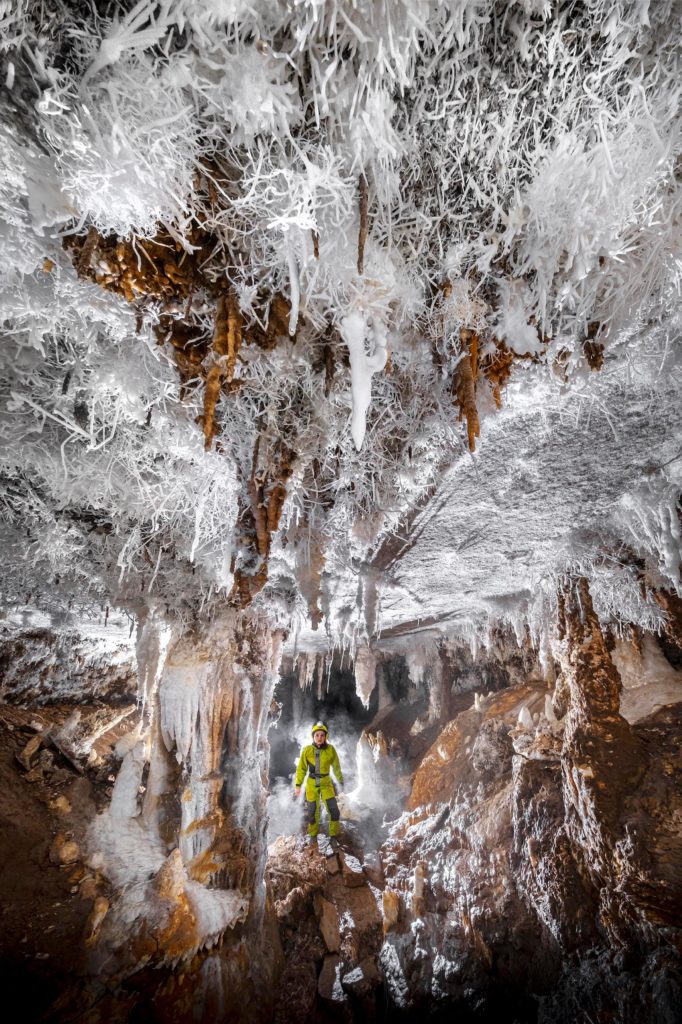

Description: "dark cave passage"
268 655 379 785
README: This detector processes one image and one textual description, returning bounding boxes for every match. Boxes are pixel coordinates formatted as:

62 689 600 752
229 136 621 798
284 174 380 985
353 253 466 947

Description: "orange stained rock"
49 832 80 865
382 889 400 935
188 834 250 889
408 683 545 810
202 290 243 450
143 850 200 962
154 849 186 901
481 340 514 408
183 808 225 838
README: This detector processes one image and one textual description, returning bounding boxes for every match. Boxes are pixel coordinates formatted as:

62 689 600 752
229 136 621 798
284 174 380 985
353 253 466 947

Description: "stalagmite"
558 578 643 935
544 693 558 724
411 862 426 917
517 705 534 731
109 740 146 820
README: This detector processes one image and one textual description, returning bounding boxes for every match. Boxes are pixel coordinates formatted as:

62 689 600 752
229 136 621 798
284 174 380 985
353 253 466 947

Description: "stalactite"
298 651 317 692
323 334 335 396
376 664 393 711
363 568 380 637
230 439 296 608
354 644 377 708
224 622 285 921
297 535 325 630
557 588 567 641
357 173 368 275
248 436 269 560
202 290 243 450
427 650 445 725
653 587 682 656
453 328 481 452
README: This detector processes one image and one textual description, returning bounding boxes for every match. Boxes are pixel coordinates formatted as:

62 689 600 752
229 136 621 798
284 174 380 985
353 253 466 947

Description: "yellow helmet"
311 721 329 736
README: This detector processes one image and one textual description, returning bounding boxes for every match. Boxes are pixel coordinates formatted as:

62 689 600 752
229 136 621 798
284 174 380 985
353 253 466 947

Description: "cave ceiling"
0 0 680 652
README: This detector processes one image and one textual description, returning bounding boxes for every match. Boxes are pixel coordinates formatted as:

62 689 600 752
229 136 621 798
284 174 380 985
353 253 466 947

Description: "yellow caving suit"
295 742 344 837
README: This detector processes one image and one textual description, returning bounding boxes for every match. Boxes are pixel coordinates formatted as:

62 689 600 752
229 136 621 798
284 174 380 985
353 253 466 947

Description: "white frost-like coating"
89 814 166 893
379 942 410 1009
0 2 680 677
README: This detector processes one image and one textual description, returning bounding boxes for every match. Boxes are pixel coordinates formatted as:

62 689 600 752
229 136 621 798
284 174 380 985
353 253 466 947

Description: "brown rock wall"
379 581 682 1022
